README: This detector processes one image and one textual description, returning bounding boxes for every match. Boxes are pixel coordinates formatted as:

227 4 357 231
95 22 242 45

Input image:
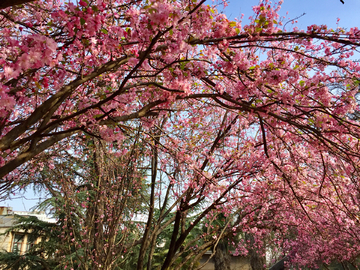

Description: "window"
11 233 24 253
25 234 36 252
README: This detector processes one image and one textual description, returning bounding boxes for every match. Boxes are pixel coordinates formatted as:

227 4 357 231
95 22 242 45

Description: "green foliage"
0 215 60 270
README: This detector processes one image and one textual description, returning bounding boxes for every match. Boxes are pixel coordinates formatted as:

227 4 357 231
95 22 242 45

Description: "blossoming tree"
1 0 360 269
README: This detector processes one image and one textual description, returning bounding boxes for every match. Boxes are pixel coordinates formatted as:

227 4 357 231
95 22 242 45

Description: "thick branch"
0 0 36 9
0 129 78 179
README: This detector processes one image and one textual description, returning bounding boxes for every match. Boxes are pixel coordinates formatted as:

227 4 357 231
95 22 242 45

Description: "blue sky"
3 0 360 212
3 185 47 212
219 0 360 29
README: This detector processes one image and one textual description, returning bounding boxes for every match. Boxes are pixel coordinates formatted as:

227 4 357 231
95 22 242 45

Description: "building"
0 206 55 254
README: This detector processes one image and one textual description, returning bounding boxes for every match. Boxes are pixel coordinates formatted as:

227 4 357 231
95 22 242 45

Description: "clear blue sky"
3 0 360 212
219 0 360 29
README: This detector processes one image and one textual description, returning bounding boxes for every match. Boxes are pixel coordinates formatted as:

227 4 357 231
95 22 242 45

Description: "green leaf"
101 28 108 34
228 21 236 27
80 18 86 25
149 8 157 14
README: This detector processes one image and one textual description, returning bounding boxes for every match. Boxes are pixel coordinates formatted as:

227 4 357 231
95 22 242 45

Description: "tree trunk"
249 249 266 270
213 241 231 270
268 257 285 270
0 0 36 9
246 233 266 270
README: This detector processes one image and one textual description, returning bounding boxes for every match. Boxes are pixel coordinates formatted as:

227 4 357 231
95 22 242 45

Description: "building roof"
0 206 56 228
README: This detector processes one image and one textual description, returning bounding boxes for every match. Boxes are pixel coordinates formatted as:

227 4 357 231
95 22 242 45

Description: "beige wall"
0 207 45 255
0 227 38 254
0 227 12 252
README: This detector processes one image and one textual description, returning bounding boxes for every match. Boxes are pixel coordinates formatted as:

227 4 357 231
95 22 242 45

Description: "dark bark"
246 234 266 270
161 209 182 270
0 0 36 9
249 249 266 270
268 257 286 270
137 130 159 270
213 241 231 270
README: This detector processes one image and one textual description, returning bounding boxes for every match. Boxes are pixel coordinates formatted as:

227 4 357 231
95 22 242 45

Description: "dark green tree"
0 215 61 270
